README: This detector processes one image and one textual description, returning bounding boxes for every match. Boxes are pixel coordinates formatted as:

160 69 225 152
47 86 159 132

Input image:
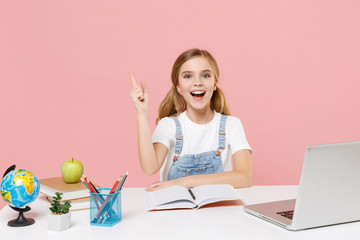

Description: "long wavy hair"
156 48 231 124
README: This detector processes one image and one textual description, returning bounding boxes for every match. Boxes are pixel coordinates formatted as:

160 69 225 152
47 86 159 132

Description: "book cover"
39 177 98 201
145 184 243 211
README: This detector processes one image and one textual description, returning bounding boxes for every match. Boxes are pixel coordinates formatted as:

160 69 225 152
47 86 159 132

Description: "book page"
150 200 195 210
145 186 194 210
191 184 242 207
39 177 88 192
40 184 89 201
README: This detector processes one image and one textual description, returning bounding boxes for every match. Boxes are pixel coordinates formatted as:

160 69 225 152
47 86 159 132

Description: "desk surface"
1 186 360 240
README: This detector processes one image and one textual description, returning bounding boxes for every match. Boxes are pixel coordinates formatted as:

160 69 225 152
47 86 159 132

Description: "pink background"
1 1 359 209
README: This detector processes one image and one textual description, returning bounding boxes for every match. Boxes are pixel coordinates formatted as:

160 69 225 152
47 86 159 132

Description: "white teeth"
190 91 205 96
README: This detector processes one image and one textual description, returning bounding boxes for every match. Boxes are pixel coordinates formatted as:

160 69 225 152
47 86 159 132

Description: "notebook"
244 140 360 231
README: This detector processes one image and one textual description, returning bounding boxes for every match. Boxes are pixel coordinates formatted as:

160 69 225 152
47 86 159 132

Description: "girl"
130 48 252 191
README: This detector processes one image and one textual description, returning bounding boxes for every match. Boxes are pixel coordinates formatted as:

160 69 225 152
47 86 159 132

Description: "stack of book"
39 177 99 211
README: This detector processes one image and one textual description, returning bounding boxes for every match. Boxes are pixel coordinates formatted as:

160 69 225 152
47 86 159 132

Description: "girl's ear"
214 85 217 91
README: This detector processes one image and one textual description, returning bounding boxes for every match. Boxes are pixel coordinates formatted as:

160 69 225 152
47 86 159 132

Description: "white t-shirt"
152 111 252 181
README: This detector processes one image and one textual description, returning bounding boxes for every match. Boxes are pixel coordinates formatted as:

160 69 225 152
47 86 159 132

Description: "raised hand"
130 72 149 114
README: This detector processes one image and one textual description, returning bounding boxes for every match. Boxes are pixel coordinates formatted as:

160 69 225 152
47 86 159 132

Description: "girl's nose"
193 75 203 85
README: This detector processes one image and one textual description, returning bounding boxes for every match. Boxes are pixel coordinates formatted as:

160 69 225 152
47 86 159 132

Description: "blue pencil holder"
90 188 122 227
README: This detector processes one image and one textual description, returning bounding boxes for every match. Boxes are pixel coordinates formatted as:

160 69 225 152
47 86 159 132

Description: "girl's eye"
203 74 211 78
184 75 191 79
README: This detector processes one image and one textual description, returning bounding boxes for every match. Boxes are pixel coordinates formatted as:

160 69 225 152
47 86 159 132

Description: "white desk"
1 186 360 240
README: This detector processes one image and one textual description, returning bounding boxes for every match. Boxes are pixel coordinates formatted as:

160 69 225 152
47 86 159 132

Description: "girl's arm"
146 149 252 191
137 113 168 174
130 73 168 175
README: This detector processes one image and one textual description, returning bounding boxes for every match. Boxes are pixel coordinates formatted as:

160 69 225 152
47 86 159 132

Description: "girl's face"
177 56 216 112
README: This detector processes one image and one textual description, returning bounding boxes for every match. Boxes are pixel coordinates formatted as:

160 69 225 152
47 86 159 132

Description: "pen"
188 188 196 200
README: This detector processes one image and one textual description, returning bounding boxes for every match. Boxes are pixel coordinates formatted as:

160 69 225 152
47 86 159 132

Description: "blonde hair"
156 48 231 124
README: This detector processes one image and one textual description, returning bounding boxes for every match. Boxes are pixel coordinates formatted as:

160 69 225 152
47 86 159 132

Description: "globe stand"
8 206 35 227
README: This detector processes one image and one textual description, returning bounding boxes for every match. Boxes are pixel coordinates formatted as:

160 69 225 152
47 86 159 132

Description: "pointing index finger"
129 71 138 87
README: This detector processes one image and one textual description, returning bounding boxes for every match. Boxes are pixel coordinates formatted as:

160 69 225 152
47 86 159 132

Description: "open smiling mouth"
190 91 205 97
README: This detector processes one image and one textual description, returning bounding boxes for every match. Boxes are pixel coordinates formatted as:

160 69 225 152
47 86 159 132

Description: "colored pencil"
84 177 105 203
84 177 96 193
95 172 128 223
117 171 128 191
109 177 122 194
80 177 90 190
98 172 128 223
95 192 114 221
81 177 101 210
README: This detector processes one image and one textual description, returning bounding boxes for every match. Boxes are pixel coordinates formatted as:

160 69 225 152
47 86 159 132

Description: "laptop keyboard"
276 210 294 220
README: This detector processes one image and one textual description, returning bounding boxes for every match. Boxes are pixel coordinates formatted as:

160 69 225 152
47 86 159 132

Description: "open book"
145 184 243 211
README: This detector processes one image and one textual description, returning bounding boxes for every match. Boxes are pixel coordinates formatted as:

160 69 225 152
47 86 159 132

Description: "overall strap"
216 114 227 156
171 117 183 161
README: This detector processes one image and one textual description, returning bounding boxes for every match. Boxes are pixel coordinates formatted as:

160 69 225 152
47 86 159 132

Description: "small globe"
1 169 40 208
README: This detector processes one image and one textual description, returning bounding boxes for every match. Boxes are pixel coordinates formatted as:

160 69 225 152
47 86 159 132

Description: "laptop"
244 141 360 231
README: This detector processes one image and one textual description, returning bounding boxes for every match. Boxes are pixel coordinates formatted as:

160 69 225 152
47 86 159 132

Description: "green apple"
61 158 84 183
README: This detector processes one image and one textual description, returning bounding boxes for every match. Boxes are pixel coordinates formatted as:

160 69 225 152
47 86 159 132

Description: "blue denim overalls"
167 114 228 181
